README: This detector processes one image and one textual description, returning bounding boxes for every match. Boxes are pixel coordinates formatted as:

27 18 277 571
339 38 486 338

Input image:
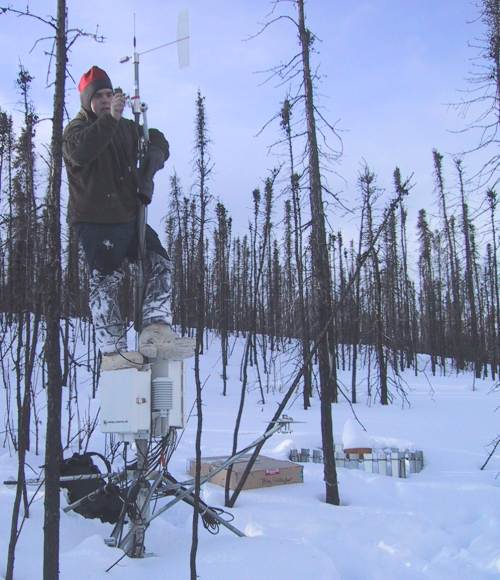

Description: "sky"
0 0 493 246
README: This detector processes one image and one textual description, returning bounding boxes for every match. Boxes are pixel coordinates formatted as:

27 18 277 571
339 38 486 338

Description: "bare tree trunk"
433 150 464 370
225 174 275 506
456 159 482 377
280 100 312 408
397 191 415 370
373 251 388 404
5 67 41 578
6 311 40 580
214 202 231 395
351 197 366 404
297 0 339 505
190 91 211 580
169 174 188 334
487 190 499 377
43 2 66 577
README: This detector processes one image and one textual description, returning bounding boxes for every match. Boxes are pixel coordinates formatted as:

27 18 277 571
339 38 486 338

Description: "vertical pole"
127 438 150 557
43 1 66 577
391 450 400 478
125 26 150 559
133 46 147 334
364 453 373 473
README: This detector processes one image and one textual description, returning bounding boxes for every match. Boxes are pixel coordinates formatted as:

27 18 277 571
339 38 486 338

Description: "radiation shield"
150 359 184 437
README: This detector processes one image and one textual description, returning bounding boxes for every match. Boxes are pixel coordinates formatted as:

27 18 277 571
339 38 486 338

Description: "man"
63 65 175 371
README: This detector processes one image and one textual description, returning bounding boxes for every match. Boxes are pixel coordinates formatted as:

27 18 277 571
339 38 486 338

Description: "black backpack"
60 452 124 524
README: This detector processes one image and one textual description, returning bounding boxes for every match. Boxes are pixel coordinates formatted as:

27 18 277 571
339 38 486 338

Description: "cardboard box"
188 454 303 490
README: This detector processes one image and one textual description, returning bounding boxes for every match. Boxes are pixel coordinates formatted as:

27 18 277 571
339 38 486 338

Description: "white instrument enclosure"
99 368 151 437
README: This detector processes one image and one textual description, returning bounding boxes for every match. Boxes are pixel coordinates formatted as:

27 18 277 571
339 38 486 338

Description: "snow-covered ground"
1 333 500 579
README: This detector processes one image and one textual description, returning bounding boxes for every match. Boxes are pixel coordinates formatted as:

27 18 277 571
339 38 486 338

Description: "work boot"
139 322 177 359
101 351 145 371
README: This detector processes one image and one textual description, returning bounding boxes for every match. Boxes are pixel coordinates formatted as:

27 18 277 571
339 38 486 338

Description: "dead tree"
394 169 417 370
280 99 313 408
456 159 482 377
214 202 232 395
42 3 67 577
0 111 15 321
350 204 365 403
249 0 340 503
295 0 339 504
5 67 42 580
168 174 189 334
360 166 388 404
417 209 439 374
486 189 499 376
190 91 212 580
433 150 464 371
282 198 297 341
225 172 277 508
455 0 499 188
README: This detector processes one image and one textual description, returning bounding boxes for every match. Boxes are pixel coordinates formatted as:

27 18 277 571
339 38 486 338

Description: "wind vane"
119 9 190 67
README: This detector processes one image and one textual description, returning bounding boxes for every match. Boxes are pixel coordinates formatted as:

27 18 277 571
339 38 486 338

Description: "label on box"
265 468 280 476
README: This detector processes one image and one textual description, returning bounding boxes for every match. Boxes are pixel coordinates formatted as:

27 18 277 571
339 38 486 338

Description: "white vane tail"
177 9 190 68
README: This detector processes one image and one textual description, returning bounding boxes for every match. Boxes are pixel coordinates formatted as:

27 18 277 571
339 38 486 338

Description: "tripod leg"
161 473 246 538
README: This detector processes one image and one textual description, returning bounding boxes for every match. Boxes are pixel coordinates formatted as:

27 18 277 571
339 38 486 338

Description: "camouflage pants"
77 221 172 354
89 253 172 354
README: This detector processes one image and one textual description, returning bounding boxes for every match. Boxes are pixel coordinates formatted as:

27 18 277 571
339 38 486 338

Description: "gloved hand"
138 145 166 204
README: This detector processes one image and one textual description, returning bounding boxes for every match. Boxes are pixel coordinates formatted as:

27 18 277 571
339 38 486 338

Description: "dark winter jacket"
63 109 169 224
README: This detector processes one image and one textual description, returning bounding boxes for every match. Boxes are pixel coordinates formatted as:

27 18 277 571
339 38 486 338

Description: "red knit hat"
78 66 113 111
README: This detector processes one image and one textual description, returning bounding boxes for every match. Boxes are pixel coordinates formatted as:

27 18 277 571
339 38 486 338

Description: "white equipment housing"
99 360 184 441
151 359 184 437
